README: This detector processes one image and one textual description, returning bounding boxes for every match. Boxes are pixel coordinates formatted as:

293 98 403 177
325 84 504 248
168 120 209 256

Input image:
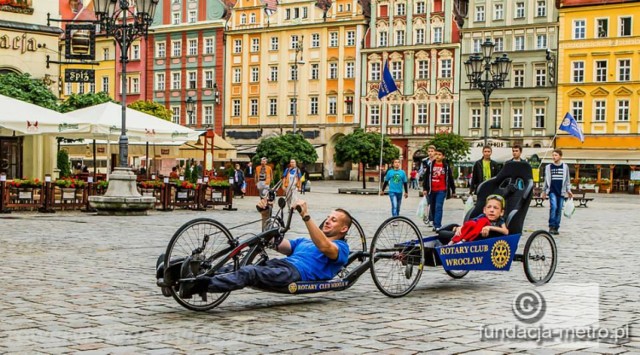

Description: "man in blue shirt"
178 199 351 298
380 159 409 217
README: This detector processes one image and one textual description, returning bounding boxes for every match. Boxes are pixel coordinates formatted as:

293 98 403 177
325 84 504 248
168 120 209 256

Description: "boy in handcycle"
178 198 353 299
446 194 509 245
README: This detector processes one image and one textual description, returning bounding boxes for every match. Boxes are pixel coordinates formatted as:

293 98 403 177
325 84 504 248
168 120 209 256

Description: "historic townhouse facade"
460 0 558 152
147 0 226 134
224 0 369 177
556 0 640 187
360 0 465 169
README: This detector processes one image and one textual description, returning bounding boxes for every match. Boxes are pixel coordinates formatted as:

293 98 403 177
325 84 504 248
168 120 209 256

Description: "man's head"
392 159 401 169
433 148 445 162
260 157 267 166
322 208 353 239
427 145 436 159
247 162 252 166
483 194 505 222
289 159 297 168
552 149 563 163
512 144 522 160
234 163 240 170
482 146 493 160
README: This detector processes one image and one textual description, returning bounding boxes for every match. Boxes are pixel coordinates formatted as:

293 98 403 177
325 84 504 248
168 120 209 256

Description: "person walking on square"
410 168 418 190
380 159 408 217
232 163 245 198
282 159 302 192
422 148 456 231
255 157 274 198
542 149 573 235
470 145 499 194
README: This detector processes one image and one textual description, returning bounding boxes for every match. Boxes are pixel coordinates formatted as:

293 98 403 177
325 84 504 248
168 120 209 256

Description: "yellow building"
557 0 640 189
224 0 367 178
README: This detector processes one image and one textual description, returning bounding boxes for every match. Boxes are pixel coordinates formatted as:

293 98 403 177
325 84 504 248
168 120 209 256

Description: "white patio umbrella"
0 94 89 136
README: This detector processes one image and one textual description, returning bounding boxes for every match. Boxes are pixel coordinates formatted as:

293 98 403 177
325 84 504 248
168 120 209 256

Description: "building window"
534 106 545 128
345 96 354 114
515 2 525 18
395 30 405 46
594 100 606 122
172 107 180 124
311 33 320 47
475 5 485 22
251 38 260 52
329 32 339 47
132 44 140 59
234 39 242 53
597 19 608 38
172 12 180 25
240 14 247 24
512 107 523 128
536 1 546 17
416 1 425 14
250 99 258 116
473 38 481 53
171 72 181 90
290 65 298 81
417 104 428 124
369 105 380 125
513 67 524 87
618 59 631 81
514 36 524 51
620 17 632 37
172 41 181 57
396 3 405 16
156 43 165 58
329 62 338 79
328 97 337 115
204 106 213 125
573 20 586 39
285 9 290 20
303 7 308 18
536 34 547 49
491 108 501 128
572 61 584 83
391 61 402 80
346 31 355 46
379 31 388 47
251 67 259 82
571 100 583 122
269 66 278 82
433 27 443 43
471 108 481 128
188 39 197 56
535 66 546 87
439 104 451 124
155 73 165 90
232 100 241 117
233 68 241 83
188 71 196 89
440 59 452 78
595 60 607 82
269 98 277 116
89 82 95 93
494 4 503 20
103 48 110 60
415 28 425 44
310 96 318 115
188 107 196 125
250 13 256 23
617 100 630 121
417 60 429 79
188 10 196 23
204 70 213 88
270 37 279 50
346 62 355 78
78 83 84 94
290 35 299 49
204 38 214 54
370 62 381 81
101 77 109 93
494 37 504 52
311 64 319 80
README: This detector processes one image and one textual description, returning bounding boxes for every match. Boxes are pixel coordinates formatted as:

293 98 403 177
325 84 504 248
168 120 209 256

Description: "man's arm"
293 200 339 260
256 198 293 255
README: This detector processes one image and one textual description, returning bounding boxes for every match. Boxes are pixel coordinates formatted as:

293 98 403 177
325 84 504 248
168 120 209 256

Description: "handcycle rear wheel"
165 218 238 311
370 216 424 297
522 230 557 285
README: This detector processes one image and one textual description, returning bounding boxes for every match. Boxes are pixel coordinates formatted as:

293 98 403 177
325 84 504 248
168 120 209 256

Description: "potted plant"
96 180 109 195
579 177 596 191
8 178 42 200
598 178 611 193
176 180 196 201
55 178 86 200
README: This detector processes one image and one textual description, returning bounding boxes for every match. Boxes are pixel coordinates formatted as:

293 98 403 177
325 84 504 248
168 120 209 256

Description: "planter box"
17 188 33 200
176 188 195 201
61 188 76 200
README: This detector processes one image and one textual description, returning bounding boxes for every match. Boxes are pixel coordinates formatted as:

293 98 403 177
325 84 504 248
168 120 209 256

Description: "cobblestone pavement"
1 181 638 354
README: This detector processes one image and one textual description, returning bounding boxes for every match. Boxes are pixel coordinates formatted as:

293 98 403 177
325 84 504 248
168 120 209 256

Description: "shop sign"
472 139 509 148
0 33 37 54
65 69 94 83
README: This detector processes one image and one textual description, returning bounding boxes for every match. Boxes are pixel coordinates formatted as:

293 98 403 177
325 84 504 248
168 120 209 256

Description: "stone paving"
0 180 638 354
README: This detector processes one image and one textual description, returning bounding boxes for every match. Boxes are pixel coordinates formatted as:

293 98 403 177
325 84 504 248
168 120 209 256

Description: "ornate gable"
613 86 633 96
590 87 609 97
567 88 586 97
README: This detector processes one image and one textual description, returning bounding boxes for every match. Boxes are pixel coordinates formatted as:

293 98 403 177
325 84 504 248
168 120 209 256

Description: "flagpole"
379 98 386 192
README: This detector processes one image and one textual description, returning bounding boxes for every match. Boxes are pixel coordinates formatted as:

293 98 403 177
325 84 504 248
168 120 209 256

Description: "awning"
541 149 640 165
460 147 552 165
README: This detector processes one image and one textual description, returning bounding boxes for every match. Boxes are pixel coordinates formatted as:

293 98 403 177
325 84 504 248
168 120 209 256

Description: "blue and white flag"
378 60 398 99
559 112 584 142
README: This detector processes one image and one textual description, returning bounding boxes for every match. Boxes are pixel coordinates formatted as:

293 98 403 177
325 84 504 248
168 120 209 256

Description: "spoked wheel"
370 216 424 297
165 218 237 311
522 230 558 285
445 269 469 279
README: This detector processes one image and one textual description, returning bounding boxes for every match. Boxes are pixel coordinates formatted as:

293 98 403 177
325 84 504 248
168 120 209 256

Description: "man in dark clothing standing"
233 163 245 198
244 161 254 178
470 145 499 194
422 148 456 231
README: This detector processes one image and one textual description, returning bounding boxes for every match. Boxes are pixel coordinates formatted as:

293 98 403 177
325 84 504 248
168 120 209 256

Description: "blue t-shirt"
384 169 408 193
549 163 564 196
285 238 349 280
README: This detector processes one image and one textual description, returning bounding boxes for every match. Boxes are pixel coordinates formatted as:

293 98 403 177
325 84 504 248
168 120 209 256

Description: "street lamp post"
464 39 512 146
292 36 304 134
185 96 195 125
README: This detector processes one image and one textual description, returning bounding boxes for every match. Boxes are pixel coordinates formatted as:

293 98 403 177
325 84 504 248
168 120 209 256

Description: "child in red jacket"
449 194 509 245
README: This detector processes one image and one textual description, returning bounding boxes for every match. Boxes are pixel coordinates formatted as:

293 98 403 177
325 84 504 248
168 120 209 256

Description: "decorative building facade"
459 0 558 153
147 0 226 135
556 0 640 188
224 0 369 177
360 0 465 170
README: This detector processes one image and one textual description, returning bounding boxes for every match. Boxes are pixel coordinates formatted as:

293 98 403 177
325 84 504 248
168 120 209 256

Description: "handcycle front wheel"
444 269 469 279
522 230 558 285
165 218 238 311
370 216 424 297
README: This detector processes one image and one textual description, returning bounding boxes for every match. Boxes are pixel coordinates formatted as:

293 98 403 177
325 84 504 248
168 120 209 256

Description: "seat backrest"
464 161 534 235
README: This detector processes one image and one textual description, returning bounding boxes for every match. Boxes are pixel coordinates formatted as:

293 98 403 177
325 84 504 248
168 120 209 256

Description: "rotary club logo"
288 283 298 293
491 240 510 269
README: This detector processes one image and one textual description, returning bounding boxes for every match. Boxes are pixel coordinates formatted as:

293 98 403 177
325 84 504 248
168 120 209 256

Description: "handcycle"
368 161 558 296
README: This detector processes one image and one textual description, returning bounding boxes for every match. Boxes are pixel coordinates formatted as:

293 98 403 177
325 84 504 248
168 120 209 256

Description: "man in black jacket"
470 145 499 194
422 148 456 231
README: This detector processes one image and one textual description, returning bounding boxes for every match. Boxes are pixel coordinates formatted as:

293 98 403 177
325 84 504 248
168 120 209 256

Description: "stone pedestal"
89 167 155 216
